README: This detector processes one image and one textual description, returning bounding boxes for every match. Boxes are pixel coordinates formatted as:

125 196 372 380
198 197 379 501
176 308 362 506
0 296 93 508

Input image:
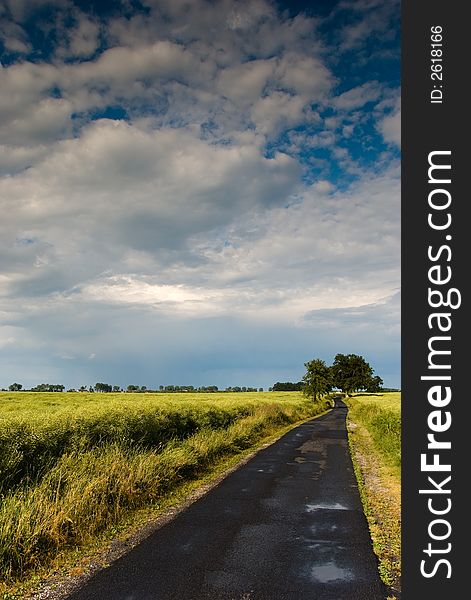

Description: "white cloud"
251 92 307 135
378 96 401 146
0 144 48 175
275 52 334 98
311 180 335 194
0 62 58 128
3 0 68 22
0 18 31 52
0 97 73 145
217 59 275 105
0 118 302 303
68 41 213 87
335 0 399 53
334 81 382 110
57 12 100 59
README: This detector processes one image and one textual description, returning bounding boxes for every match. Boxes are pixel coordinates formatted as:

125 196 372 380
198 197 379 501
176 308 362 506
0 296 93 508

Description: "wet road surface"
67 401 387 599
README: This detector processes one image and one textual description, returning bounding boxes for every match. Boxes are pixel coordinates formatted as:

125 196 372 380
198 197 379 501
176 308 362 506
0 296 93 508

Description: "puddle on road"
310 561 354 583
305 502 349 512
296 440 321 453
310 524 338 535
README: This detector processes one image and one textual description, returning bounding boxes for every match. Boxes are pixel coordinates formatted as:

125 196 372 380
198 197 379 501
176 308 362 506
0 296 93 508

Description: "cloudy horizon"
0 0 400 391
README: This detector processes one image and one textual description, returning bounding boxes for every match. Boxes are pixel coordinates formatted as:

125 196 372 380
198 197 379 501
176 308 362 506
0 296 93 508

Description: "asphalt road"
67 400 387 600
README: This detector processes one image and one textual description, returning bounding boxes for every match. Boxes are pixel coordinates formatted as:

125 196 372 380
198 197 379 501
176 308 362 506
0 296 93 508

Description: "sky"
0 0 400 391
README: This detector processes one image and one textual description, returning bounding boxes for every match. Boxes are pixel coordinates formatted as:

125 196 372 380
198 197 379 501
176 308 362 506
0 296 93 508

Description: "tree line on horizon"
4 354 390 398
4 383 265 393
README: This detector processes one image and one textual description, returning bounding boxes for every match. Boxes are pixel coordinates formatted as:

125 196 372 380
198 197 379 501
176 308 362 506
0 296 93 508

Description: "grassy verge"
0 394 330 598
345 393 401 599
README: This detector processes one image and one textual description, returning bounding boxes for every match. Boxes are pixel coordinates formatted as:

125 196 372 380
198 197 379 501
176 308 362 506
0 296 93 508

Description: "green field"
0 391 328 584
348 392 400 414
346 392 401 472
345 392 401 596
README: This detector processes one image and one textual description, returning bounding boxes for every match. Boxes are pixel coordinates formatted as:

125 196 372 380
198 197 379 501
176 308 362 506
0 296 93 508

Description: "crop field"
0 391 328 582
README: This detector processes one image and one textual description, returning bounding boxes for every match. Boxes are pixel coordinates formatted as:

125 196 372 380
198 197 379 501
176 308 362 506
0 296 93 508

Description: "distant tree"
30 383 65 392
79 386 87 392
8 383 22 391
272 382 303 391
127 385 139 392
365 375 384 393
112 385 121 392
141 386 147 392
88 386 94 393
302 359 332 402
95 383 112 393
331 354 374 396
159 385 164 391
258 388 264 392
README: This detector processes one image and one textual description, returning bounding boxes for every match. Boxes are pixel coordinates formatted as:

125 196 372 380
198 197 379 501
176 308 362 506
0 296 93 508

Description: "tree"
331 353 374 396
365 375 384 393
8 383 22 391
272 381 303 391
302 359 332 402
30 383 65 392
95 383 112 393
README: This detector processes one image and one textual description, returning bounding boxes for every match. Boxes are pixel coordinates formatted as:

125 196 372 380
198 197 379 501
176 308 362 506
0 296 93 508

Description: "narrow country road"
67 401 387 600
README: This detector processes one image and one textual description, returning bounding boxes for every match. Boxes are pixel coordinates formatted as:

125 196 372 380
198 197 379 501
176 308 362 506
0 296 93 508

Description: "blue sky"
0 0 400 390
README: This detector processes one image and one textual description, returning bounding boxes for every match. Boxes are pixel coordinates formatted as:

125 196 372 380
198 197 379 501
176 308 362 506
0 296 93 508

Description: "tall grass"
0 403 253 494
0 393 327 580
346 393 401 471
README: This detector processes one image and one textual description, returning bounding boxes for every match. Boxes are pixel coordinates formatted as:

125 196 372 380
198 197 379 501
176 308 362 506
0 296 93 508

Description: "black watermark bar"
402 1 468 597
